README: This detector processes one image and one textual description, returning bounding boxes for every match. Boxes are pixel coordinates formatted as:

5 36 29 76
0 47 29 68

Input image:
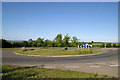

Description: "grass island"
16 47 102 56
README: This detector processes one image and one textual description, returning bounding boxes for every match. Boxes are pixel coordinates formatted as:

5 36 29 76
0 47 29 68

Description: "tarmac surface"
2 48 119 77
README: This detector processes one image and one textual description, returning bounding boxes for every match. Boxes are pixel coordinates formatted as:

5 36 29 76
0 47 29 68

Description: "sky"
2 2 118 42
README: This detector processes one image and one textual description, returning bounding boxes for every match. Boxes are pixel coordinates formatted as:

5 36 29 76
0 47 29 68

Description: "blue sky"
2 2 118 42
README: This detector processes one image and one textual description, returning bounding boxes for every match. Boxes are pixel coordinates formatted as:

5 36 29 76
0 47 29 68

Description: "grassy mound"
16 48 102 56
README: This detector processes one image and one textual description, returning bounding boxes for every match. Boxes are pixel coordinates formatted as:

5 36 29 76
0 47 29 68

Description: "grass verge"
2 65 113 78
16 48 102 56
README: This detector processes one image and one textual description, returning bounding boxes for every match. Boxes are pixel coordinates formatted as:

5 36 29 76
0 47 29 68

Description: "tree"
63 34 70 47
54 34 63 47
113 43 116 47
91 41 94 43
44 39 50 44
36 38 44 47
31 41 37 47
1 39 12 48
21 41 28 47
28 39 33 47
49 40 56 47
107 43 111 48
12 42 22 47
28 39 33 42
71 36 78 46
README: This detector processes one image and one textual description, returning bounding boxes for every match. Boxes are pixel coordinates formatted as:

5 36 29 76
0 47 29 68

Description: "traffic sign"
83 44 85 47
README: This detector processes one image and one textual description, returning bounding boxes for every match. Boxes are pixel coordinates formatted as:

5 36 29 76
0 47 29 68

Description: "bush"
102 43 105 48
113 44 116 47
30 49 34 50
106 43 111 48
64 47 68 50
22 49 27 51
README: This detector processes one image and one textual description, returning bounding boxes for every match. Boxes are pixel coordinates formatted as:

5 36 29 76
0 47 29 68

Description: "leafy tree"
113 43 116 47
102 43 105 48
36 38 44 47
12 42 22 47
28 39 33 42
21 41 28 47
1 39 12 48
31 41 37 47
54 34 63 47
48 40 54 47
107 43 111 48
28 39 33 47
44 39 50 44
63 34 70 47
71 36 78 47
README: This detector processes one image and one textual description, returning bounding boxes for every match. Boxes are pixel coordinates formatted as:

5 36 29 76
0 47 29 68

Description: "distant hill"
7 40 27 42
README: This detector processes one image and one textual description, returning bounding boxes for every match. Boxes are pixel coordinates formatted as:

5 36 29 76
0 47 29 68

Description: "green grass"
92 43 103 46
92 42 119 47
16 48 102 56
2 65 113 78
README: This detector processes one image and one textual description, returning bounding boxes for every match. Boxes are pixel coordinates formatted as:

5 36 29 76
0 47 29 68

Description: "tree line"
1 33 119 48
1 34 84 48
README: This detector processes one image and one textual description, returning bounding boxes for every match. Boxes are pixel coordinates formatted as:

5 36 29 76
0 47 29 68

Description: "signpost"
104 44 106 48
83 44 85 50
83 44 85 47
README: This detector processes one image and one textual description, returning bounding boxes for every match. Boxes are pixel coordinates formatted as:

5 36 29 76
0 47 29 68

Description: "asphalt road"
2 48 119 77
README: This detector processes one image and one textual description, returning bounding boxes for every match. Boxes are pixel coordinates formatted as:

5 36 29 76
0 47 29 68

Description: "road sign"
83 44 85 47
104 44 106 48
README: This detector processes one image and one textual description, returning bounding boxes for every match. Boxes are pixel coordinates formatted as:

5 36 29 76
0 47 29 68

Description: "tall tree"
28 39 33 42
21 41 28 47
44 39 50 44
71 36 78 43
1 39 12 48
63 34 70 47
54 34 62 47
49 40 56 47
36 38 44 47
71 36 78 46
28 39 33 47
31 41 37 47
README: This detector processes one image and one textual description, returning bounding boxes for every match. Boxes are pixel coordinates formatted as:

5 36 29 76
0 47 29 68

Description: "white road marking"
87 63 94 64
87 63 105 64
89 66 100 67
65 66 80 68
109 65 118 67
44 66 56 68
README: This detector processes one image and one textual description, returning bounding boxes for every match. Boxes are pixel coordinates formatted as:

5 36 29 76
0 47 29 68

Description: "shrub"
30 49 34 50
22 49 27 51
64 47 68 50
113 44 116 47
106 43 111 48
102 43 105 48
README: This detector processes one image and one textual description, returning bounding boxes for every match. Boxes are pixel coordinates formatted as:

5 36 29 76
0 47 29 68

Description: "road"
2 48 119 77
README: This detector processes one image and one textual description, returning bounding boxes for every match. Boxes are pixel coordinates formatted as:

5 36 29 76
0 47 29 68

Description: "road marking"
87 63 105 64
89 66 100 67
44 66 56 68
109 65 118 67
65 66 80 68
87 63 94 64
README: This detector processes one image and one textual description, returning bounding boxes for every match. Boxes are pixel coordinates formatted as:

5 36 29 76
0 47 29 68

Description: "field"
16 47 102 56
92 42 119 48
2 65 113 78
